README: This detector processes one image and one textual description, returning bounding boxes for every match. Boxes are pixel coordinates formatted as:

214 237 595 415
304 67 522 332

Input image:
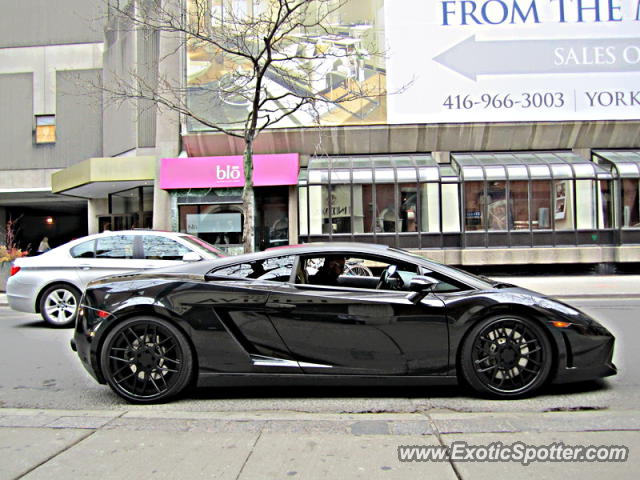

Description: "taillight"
10 265 20 276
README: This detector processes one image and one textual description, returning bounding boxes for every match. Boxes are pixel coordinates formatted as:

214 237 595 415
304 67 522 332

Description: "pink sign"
160 154 299 189
253 153 299 187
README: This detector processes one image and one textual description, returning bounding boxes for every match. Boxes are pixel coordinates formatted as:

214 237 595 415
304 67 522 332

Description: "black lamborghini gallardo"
72 243 616 403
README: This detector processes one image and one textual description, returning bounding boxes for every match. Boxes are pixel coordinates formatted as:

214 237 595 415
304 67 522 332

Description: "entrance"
255 186 289 251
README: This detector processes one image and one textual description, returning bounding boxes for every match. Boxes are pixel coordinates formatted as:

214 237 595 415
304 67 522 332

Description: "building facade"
20 0 640 269
0 0 105 250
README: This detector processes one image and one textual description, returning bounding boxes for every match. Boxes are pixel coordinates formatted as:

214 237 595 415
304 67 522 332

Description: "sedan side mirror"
182 252 202 262
409 275 438 292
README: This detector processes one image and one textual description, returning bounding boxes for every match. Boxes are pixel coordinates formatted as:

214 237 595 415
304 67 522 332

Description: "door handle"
266 302 295 310
79 265 92 271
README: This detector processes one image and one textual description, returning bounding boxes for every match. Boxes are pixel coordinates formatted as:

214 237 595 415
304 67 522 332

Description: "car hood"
486 284 600 327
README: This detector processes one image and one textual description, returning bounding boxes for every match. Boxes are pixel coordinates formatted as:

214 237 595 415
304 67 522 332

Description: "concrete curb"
2 407 640 434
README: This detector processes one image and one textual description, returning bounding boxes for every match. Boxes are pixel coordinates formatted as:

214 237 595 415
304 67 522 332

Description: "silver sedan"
7 230 223 327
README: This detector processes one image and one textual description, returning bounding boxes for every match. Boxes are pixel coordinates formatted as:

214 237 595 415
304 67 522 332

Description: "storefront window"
179 204 244 250
485 181 509 231
598 180 614 229
399 184 418 232
323 184 352 234
464 182 483 231
511 181 529 230
531 181 551 230
621 179 640 228
420 183 441 233
375 184 396 232
576 180 596 229
554 180 574 231
353 184 375 234
442 184 460 232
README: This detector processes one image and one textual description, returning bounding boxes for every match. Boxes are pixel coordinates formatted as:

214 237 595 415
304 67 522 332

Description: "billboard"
186 0 639 129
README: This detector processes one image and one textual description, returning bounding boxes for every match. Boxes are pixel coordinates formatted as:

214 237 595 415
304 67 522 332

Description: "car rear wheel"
460 315 552 398
39 284 81 328
100 317 194 404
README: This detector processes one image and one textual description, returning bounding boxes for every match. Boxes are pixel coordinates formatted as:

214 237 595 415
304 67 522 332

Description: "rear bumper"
7 292 35 313
73 318 106 384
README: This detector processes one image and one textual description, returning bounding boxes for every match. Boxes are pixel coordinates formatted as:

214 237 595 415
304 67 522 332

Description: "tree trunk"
242 142 255 253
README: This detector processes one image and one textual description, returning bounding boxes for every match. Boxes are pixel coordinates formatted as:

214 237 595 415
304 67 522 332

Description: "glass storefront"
593 150 640 245
299 152 621 249
299 154 460 249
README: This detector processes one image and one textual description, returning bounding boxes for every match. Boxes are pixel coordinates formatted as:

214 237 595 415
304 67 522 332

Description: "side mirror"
409 275 438 292
182 252 202 262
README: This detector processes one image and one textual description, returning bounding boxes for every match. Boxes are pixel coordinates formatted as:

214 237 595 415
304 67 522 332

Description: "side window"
143 236 190 260
211 255 295 282
95 235 135 259
420 269 467 293
70 240 95 258
300 255 419 291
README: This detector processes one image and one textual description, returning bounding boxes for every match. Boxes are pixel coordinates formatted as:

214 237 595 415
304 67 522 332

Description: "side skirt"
197 373 459 388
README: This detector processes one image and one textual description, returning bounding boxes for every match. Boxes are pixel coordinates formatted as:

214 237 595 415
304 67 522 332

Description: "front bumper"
552 327 617 384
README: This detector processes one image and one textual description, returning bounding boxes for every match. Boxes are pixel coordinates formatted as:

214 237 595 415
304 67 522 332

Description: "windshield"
180 235 225 258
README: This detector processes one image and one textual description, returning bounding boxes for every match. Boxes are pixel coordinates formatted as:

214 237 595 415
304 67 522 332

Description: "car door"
265 258 449 376
73 234 150 288
138 234 194 269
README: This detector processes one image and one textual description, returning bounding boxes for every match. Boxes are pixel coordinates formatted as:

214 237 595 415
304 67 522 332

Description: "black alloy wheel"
460 315 552 398
100 317 194 403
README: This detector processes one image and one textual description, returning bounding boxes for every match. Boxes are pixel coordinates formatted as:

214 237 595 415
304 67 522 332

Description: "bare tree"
105 0 389 252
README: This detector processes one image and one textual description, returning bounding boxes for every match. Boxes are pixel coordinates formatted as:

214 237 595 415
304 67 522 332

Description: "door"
72 234 150 289
266 283 448 375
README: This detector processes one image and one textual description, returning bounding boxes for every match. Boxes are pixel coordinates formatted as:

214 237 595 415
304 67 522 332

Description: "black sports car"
71 243 616 403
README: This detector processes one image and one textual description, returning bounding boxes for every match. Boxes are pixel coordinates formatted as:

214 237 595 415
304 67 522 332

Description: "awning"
51 156 156 198
300 154 454 184
451 152 613 181
594 150 640 178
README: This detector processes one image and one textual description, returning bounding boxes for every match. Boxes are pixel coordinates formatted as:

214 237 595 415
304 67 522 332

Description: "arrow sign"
434 35 640 81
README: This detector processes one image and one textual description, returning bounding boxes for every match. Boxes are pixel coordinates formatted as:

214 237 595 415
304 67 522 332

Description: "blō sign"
160 154 299 189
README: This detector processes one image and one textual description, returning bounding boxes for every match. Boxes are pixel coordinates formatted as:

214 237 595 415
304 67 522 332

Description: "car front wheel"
39 284 81 328
100 317 194 404
460 315 553 398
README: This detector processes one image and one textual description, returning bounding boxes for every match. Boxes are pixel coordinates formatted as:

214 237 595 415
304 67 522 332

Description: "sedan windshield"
180 235 225 258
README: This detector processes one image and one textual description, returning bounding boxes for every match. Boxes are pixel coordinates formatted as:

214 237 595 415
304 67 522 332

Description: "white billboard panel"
386 0 640 123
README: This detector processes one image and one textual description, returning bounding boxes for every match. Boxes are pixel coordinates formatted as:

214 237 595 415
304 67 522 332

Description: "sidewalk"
1 408 638 479
2 275 640 307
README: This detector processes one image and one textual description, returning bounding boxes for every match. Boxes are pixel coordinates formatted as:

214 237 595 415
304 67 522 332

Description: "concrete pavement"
1 409 638 479
1 276 639 478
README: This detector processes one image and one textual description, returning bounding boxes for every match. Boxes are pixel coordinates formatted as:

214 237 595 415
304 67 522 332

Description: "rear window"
143 236 190 260
70 240 95 258
95 235 135 259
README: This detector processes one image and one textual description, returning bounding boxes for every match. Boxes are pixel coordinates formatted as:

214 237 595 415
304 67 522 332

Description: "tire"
100 316 194 404
459 315 552 398
39 284 81 328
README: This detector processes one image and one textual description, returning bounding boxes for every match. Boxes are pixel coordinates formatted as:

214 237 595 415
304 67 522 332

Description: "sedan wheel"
39 285 80 327
100 317 193 404
460 315 552 398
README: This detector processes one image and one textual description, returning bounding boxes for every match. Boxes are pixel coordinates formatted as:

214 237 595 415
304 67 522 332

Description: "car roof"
59 230 190 248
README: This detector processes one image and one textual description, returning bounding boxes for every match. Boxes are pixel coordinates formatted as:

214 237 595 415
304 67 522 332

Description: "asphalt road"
0 299 637 413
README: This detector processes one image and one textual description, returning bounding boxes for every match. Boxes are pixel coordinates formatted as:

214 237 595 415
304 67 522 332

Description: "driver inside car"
309 256 346 286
